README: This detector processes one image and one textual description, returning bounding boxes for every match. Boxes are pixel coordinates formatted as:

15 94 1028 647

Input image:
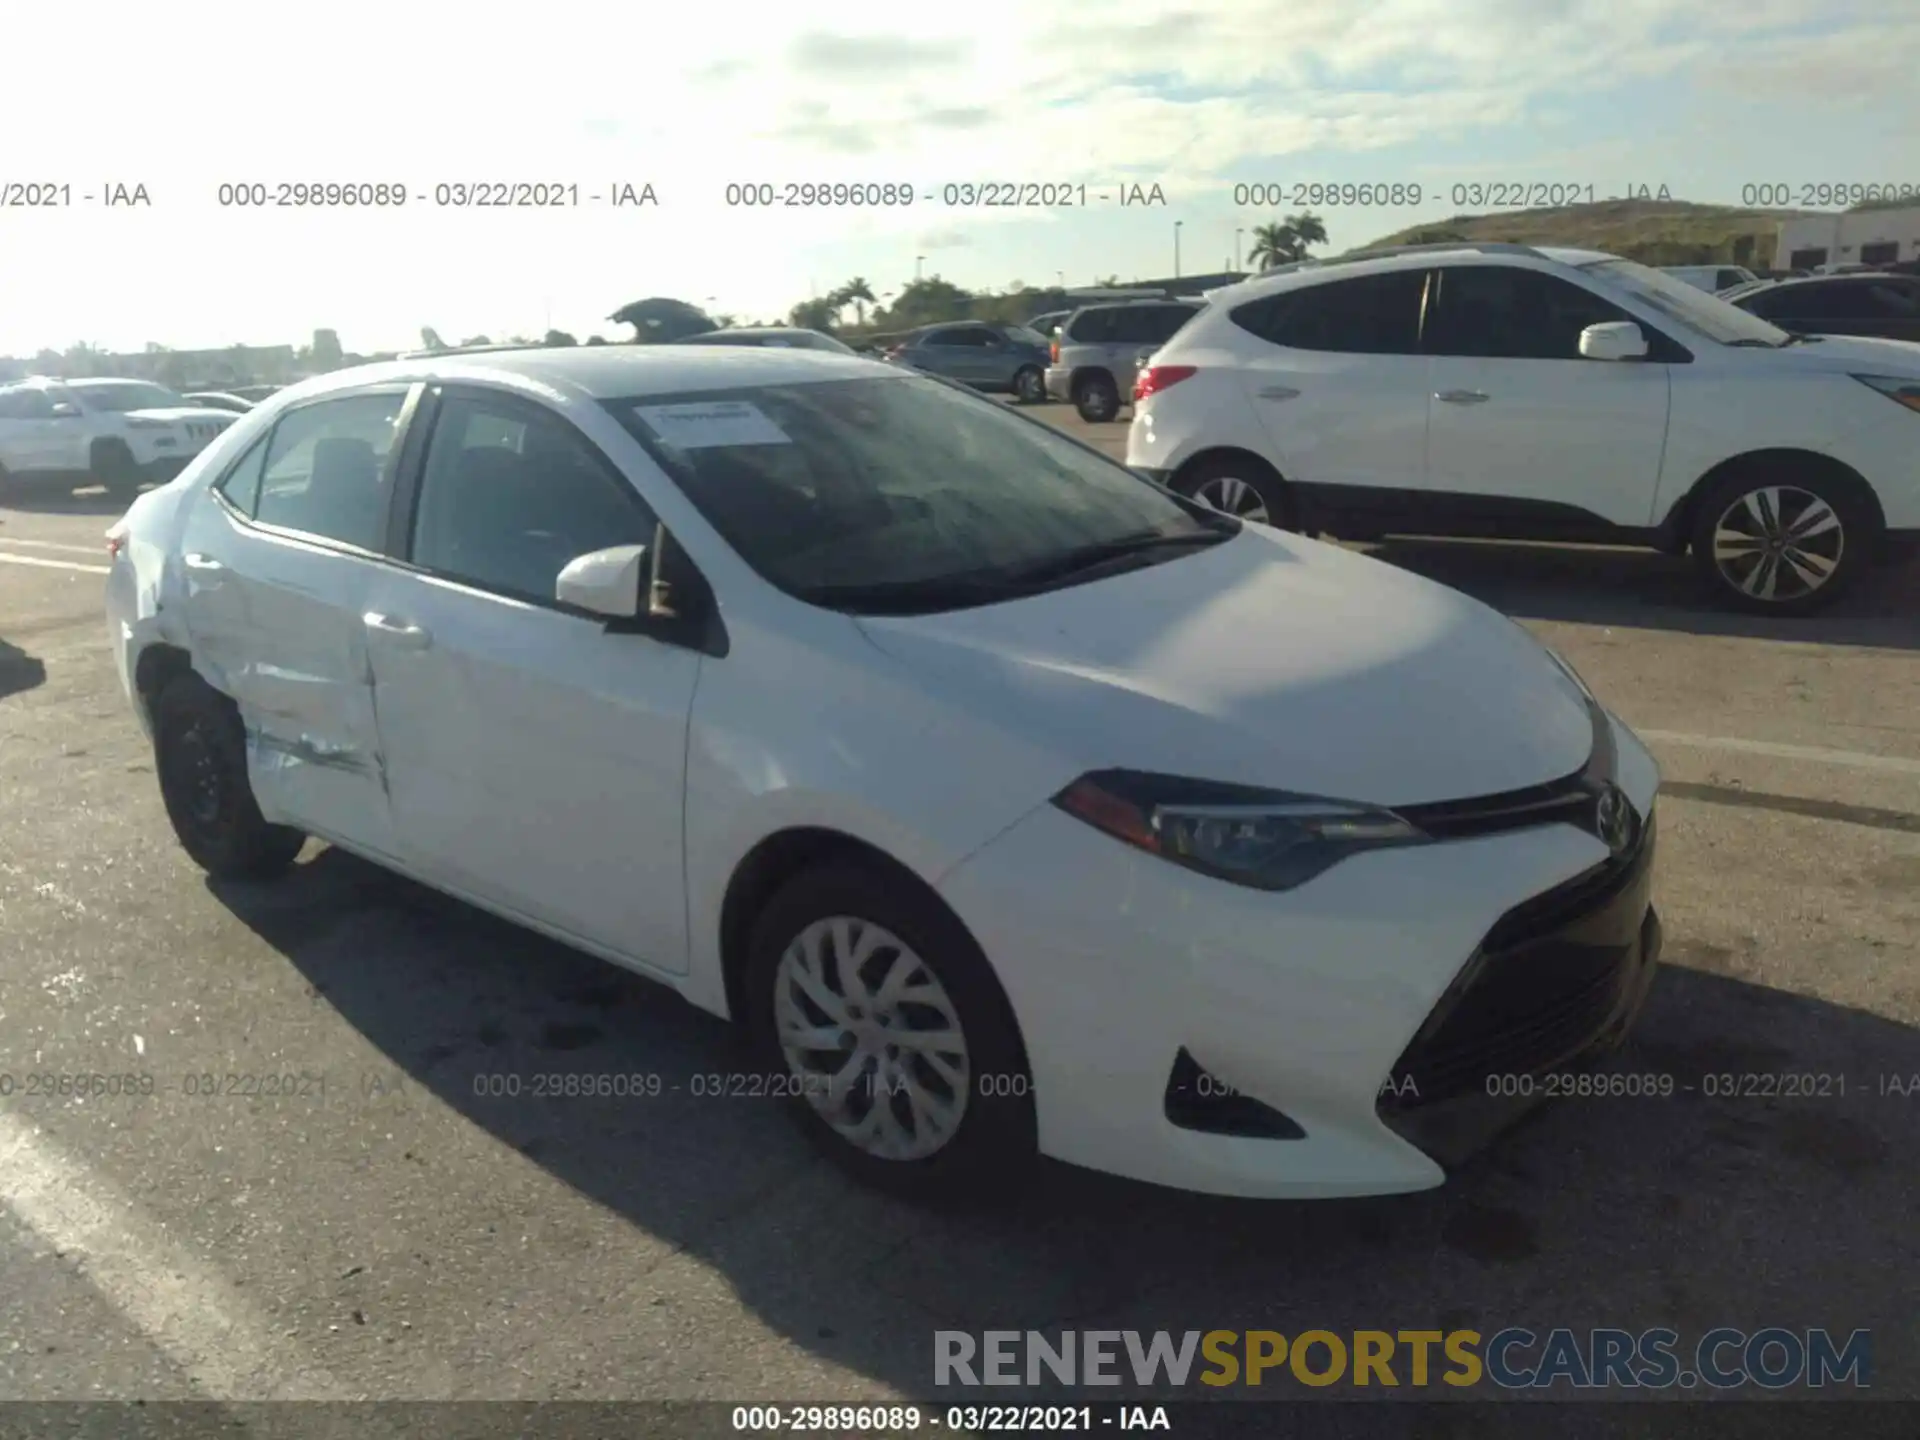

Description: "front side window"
253 391 407 549
1235 271 1428 355
1425 267 1631 360
608 375 1226 613
410 392 656 603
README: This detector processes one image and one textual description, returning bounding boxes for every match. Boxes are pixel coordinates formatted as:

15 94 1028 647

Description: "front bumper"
936 709 1662 1199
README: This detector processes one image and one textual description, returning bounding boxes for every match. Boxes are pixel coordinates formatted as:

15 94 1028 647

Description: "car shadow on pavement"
0 639 48 701
1368 538 1920 651
213 847 1920 1403
0 481 136 516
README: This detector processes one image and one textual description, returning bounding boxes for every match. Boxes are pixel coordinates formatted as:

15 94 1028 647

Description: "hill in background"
1355 199 1822 266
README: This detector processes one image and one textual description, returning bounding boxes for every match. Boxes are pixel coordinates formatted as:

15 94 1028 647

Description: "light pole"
915 255 926 281
1235 228 1244 272
1174 221 1183 278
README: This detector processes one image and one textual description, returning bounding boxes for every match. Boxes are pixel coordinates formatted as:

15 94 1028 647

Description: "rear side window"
1150 305 1198 342
253 391 407 550
1068 309 1116 343
214 434 271 517
1232 271 1428 355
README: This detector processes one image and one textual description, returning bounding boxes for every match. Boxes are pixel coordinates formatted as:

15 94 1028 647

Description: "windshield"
1581 259 1792 346
69 381 190 411
606 374 1223 613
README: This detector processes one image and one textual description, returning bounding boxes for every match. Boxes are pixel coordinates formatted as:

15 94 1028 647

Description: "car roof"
276 344 890 403
1750 271 1906 290
1198 241 1619 305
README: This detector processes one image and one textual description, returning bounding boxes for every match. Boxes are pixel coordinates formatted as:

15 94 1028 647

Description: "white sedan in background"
106 345 1661 1200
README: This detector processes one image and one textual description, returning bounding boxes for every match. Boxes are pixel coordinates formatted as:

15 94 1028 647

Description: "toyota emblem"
1595 785 1632 854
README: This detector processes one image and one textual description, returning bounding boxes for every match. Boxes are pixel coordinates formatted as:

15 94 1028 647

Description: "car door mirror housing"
556 543 648 618
1579 321 1649 361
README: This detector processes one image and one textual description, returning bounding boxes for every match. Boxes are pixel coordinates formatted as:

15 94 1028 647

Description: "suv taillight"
1050 340 1060 364
1134 365 1196 402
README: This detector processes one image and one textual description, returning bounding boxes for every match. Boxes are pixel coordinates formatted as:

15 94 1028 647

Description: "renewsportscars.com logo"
935 1328 1871 1391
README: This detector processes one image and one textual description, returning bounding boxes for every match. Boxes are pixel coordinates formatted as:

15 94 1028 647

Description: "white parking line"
0 553 110 576
0 537 108 557
1643 730 1920 777
0 1108 349 1399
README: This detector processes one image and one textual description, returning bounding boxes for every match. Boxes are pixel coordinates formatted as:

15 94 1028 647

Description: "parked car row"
106 340 1666 1202
0 377 242 497
1716 271 1920 342
1124 240 1920 614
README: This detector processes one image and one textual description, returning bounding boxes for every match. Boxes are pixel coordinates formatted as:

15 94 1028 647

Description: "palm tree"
833 277 876 327
1247 212 1330 270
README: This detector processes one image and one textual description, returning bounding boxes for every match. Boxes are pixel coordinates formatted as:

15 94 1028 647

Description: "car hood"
856 527 1596 807
1773 334 1920 374
125 406 239 424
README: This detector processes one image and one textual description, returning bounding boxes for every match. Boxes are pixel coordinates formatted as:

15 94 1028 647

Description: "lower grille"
1382 809 1656 1111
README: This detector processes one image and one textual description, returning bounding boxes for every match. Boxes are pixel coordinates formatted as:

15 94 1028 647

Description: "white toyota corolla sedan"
105 345 1662 1201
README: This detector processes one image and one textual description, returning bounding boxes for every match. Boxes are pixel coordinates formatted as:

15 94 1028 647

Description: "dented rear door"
173 385 418 861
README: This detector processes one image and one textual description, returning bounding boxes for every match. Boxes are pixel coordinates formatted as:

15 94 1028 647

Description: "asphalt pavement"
2 423 1917 1412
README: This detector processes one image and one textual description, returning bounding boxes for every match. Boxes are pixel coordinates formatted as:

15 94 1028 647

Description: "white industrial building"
1774 205 1920 271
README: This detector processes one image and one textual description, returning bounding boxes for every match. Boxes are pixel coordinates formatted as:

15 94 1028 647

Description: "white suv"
1127 243 1920 614
0 377 239 499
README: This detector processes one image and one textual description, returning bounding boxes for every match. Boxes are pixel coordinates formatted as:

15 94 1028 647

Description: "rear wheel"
1178 454 1293 529
1689 465 1876 614
1073 372 1120 423
152 671 306 879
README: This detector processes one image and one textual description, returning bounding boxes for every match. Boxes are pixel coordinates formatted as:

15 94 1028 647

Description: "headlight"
1852 374 1920 414
1053 769 1429 892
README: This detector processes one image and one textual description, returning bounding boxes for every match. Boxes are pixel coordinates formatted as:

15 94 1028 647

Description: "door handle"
183 552 224 571
1257 386 1301 401
182 552 225 587
363 612 433 649
1435 389 1490 404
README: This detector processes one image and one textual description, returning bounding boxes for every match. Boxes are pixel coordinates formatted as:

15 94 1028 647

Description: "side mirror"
1579 321 1649 361
556 544 647 618
50 401 81 418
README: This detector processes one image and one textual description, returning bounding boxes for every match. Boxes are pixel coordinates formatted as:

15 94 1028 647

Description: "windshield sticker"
632 401 791 449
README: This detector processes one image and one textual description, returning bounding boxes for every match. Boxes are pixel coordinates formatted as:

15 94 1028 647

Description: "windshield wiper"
795 575 1028 615
1725 338 1778 348
996 526 1232 589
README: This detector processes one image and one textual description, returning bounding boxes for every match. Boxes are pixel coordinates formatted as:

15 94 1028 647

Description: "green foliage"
1248 213 1329 269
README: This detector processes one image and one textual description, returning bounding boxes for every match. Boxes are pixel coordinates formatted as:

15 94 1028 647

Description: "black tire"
1176 454 1294 529
1011 365 1045 405
743 861 1037 1203
152 671 306 880
1688 463 1877 615
93 441 142 500
1073 372 1120 423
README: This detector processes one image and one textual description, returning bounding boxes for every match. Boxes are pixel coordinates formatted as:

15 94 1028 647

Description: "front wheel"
153 671 306 880
93 442 142 501
744 862 1036 1203
1689 469 1875 615
1012 365 1045 405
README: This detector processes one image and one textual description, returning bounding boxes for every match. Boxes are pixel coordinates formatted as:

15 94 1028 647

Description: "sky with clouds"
1 0 1915 355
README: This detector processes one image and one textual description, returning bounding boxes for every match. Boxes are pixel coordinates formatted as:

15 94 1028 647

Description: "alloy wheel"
1194 475 1271 525
1016 369 1043 403
1710 485 1844 603
773 916 970 1162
